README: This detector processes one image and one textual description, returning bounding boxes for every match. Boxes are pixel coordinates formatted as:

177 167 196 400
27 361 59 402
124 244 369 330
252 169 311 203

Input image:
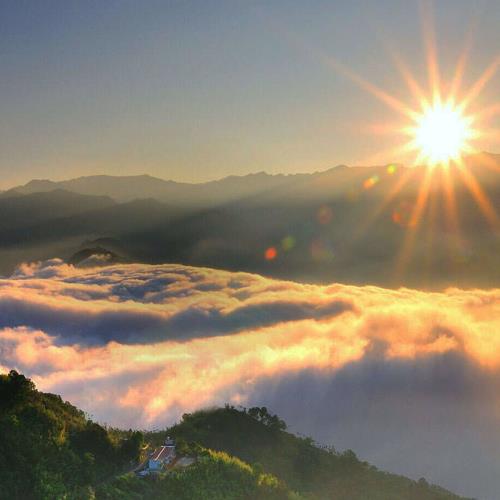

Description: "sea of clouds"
0 259 499 499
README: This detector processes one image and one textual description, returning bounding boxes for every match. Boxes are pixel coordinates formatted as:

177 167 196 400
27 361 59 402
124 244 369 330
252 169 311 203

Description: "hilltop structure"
147 437 176 472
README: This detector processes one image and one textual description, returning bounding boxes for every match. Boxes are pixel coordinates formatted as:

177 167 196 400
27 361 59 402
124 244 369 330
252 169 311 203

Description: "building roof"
151 445 175 462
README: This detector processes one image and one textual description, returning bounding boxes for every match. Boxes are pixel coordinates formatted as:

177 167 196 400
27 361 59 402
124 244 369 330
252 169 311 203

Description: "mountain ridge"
6 152 498 206
1 172 320 212
7 150 498 197
0 152 497 287
0 370 469 500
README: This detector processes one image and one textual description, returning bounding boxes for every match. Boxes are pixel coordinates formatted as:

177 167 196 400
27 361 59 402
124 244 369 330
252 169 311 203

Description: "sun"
309 5 500 279
411 100 474 166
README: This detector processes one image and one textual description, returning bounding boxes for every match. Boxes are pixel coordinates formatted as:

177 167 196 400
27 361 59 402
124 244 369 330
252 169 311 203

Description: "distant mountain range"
0 152 498 288
6 170 311 206
6 152 499 206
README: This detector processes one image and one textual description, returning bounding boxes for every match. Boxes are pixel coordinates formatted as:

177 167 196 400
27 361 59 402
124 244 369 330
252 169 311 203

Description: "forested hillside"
152 407 468 500
0 371 469 500
0 370 142 499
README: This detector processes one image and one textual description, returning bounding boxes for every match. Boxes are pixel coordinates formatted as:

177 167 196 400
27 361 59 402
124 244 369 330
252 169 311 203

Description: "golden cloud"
0 260 498 429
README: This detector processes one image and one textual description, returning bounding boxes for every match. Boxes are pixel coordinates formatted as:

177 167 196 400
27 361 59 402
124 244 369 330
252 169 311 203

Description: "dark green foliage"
0 373 469 500
0 371 142 499
158 406 468 500
247 406 287 431
97 449 295 500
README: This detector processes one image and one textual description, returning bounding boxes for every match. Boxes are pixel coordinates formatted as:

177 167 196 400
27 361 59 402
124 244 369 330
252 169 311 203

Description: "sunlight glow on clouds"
0 259 498 427
2 260 500 497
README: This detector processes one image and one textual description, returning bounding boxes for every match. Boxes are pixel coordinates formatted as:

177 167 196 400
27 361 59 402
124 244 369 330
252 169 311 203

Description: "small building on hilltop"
148 437 176 471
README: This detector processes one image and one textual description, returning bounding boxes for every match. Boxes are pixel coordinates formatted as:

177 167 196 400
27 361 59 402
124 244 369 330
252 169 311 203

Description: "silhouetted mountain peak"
16 179 59 194
68 246 127 267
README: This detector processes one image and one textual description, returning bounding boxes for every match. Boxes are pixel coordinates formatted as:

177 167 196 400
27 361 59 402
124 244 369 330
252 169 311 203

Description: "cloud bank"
1 259 499 499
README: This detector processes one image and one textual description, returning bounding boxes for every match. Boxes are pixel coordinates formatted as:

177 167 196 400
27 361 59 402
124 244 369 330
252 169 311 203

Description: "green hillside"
149 406 468 500
97 449 295 500
0 370 143 499
0 371 469 500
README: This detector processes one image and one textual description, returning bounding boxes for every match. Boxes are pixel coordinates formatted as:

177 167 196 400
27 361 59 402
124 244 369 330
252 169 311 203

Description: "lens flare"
265 247 277 260
363 175 380 189
317 205 334 224
281 236 296 251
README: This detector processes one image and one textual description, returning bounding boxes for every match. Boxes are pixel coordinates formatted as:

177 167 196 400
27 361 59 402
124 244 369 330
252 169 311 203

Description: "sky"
0 0 498 187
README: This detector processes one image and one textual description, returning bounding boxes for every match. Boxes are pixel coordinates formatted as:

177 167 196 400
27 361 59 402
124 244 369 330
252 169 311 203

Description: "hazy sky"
0 0 498 186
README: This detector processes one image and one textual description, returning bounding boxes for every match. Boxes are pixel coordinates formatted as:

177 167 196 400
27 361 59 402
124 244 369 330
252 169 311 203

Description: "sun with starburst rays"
383 67 498 277
388 47 499 232
315 6 499 281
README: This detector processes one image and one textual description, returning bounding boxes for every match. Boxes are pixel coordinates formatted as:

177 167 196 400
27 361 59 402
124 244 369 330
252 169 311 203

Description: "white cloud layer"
1 259 499 499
